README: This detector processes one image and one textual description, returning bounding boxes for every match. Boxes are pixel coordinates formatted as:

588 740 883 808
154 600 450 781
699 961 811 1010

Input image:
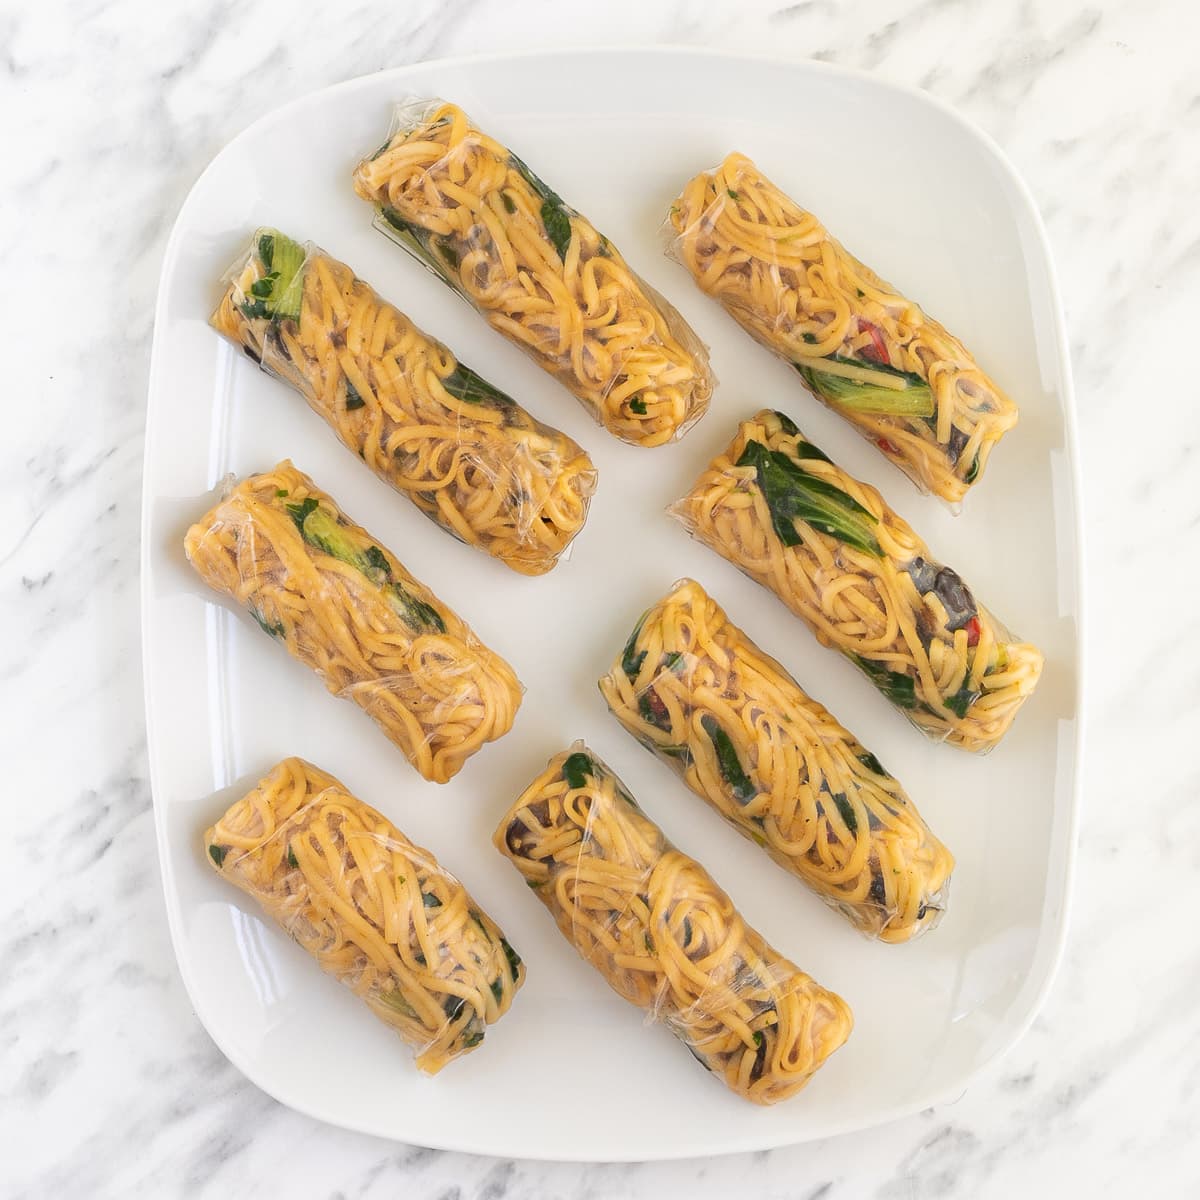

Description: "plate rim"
141 44 1085 1161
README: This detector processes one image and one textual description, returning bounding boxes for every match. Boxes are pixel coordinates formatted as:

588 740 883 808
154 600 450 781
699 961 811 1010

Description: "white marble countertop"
6 0 1198 1195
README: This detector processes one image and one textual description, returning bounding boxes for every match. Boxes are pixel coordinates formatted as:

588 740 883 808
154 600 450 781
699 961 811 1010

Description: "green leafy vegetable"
284 500 446 634
509 152 573 261
795 357 934 417
463 1025 485 1048
501 937 522 982
943 684 980 719
285 496 319 531
858 750 888 777
851 655 916 708
378 989 417 1018
208 844 227 867
701 715 757 804
831 792 858 834
964 453 981 484
250 608 284 639
541 202 573 261
736 439 882 557
774 411 801 438
379 207 454 281
363 545 390 576
620 617 648 680
443 995 466 1021
240 229 305 323
792 440 833 464
629 397 647 415
286 846 299 869
563 752 592 790
344 381 365 411
274 488 289 498
440 362 515 408
657 744 690 760
801 332 818 345
388 590 444 633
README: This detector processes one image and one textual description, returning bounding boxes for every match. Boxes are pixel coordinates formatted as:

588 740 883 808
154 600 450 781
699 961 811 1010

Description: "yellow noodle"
353 100 714 447
183 463 521 782
494 744 852 1105
672 411 1043 752
599 579 953 942
211 230 596 576
667 154 1018 503
205 758 524 1073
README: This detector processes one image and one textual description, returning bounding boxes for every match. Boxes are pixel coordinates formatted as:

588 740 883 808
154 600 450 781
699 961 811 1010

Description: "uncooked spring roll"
205 757 524 1073
672 411 1042 752
211 228 597 576
599 578 953 942
184 462 521 782
667 154 1018 503
494 743 853 1105
353 100 714 447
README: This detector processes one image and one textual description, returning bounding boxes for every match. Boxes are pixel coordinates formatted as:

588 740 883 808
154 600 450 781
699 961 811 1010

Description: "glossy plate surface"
143 48 1082 1160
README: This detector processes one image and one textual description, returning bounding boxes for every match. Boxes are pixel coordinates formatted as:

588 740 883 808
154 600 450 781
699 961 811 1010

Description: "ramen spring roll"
353 100 714 447
599 579 953 943
672 411 1043 752
495 744 853 1105
212 229 597 576
667 154 1018 503
184 463 521 782
205 758 525 1073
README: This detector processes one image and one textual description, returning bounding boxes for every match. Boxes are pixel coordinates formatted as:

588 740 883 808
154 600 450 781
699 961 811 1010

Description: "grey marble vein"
3 0 1199 1195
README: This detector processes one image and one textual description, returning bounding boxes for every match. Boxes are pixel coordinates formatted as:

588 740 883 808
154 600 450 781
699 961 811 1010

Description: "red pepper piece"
859 319 889 365
965 616 981 647
877 437 899 455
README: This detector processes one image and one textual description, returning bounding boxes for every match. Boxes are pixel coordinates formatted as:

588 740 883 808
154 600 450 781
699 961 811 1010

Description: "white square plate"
143 49 1082 1161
